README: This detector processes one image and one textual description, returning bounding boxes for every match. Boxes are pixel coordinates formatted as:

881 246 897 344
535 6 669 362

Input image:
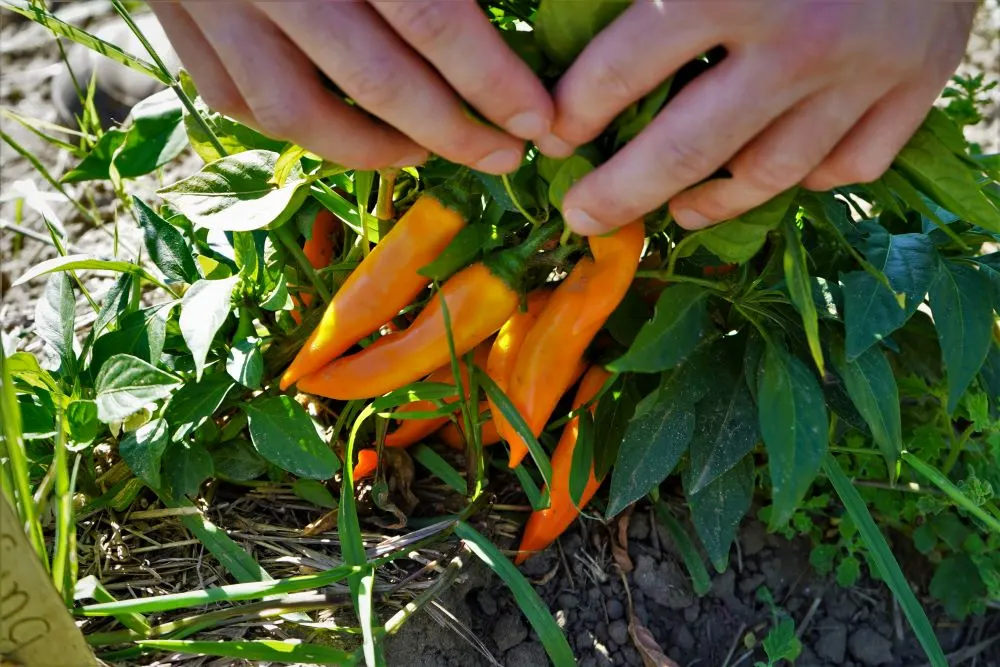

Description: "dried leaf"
629 619 681 667
613 507 634 573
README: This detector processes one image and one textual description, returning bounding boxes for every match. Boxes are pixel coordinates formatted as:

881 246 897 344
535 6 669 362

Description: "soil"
2 3 999 667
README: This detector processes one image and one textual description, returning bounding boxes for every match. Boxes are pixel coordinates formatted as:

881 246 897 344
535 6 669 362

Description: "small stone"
621 646 642 667
815 621 848 664
493 614 527 653
627 513 651 541
505 642 549 667
633 603 649 625
608 619 630 645
558 593 580 610
848 628 894 666
476 590 498 616
576 630 596 652
738 573 767 596
600 584 614 597
606 599 624 621
828 592 857 622
519 552 554 577
580 658 597 667
588 587 603 603
606 640 618 654
712 569 736 601
594 647 614 667
632 555 695 609
742 521 767 556
595 622 610 644
672 625 696 651
683 604 700 623
795 645 822 667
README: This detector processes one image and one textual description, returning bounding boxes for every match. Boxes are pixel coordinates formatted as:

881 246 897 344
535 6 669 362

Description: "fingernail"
674 209 713 230
475 148 522 174
392 152 427 168
536 133 574 158
506 111 548 139
564 208 609 236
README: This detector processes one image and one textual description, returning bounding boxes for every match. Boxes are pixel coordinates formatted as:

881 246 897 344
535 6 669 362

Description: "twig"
720 622 747 667
0 218 83 253
795 596 823 639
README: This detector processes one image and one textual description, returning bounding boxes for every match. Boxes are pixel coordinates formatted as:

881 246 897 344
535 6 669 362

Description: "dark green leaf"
133 196 200 284
783 216 824 374
418 223 497 282
548 155 594 211
928 261 995 412
831 340 901 472
91 304 172 375
686 369 758 494
163 440 214 499
606 380 696 518
92 273 133 339
95 355 181 423
604 287 651 348
569 410 595 507
652 500 712 596
62 89 186 183
245 396 338 479
66 399 99 444
929 554 987 620
163 373 236 436
35 272 76 373
119 418 169 488
226 338 263 390
180 276 237 381
836 556 862 587
211 439 268 482
534 0 629 67
758 344 828 528
158 150 310 232
971 251 1000 312
19 394 56 439
608 284 710 373
698 188 797 264
686 456 754 572
593 374 639 478
979 343 1000 401
292 479 338 509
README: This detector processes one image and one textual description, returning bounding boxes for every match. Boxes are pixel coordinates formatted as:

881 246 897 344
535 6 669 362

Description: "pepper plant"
2 1 999 665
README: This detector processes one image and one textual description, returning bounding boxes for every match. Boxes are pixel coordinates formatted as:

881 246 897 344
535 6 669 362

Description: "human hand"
541 2 977 236
150 1 553 173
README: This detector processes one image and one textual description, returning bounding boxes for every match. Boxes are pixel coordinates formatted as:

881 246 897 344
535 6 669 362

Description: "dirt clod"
848 627 895 666
815 620 849 663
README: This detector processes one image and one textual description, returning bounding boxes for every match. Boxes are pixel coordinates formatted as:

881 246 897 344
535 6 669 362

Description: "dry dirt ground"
1 3 999 666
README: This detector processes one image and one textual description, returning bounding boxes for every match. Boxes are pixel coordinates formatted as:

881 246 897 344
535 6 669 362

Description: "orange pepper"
437 401 504 450
290 209 340 325
515 366 610 564
352 448 379 481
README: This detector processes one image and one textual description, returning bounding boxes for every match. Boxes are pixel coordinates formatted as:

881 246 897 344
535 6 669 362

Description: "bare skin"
153 0 978 233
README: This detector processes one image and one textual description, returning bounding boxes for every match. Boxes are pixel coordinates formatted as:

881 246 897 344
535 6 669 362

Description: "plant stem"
274 225 332 304
376 169 398 221
941 423 975 475
634 270 729 292
502 173 540 227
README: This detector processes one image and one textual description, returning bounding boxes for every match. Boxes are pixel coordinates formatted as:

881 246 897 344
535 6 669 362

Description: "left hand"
539 1 978 236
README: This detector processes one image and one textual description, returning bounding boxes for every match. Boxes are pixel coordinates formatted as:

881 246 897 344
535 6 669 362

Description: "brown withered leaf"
612 505 634 573
629 619 681 667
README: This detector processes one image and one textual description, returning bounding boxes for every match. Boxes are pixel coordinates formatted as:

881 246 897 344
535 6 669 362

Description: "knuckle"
742 154 807 193
342 59 405 111
392 1 458 48
654 136 715 183
250 96 302 137
813 154 890 188
587 54 638 104
201 89 244 120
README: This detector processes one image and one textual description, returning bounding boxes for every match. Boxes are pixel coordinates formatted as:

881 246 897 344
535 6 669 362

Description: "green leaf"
137 639 350 664
894 121 1000 232
19 394 55 439
66 399 99 444
686 367 758 494
92 273 133 339
762 618 802 664
928 261 995 412
534 0 630 67
455 522 575 666
569 410 596 507
13 253 166 290
902 453 1000 535
163 440 214 499
180 276 238 381
418 223 497 283
758 344 828 528
226 338 263 390
979 343 1000 402
92 304 172 375
410 444 465 494
783 216 824 374
164 373 236 436
836 556 862 587
35 272 76 373
158 150 310 232
548 155 594 211
119 418 169 488
592 374 639 478
606 378 697 518
608 284 710 373
686 456 754 572
842 225 938 359
62 89 187 183
95 354 181 423
245 396 338 480
212 439 268 482
133 196 201 284
292 479 338 509
652 500 712 596
824 455 947 667
698 189 797 264
929 554 987 620
831 340 901 472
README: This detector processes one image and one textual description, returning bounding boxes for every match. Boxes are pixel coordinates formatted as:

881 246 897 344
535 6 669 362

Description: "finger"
371 0 553 141
541 0 731 157
561 52 820 235
802 81 946 191
149 2 253 124
257 1 525 174
670 82 884 229
182 1 426 170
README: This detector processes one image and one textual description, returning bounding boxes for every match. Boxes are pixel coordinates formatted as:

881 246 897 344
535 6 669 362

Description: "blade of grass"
511 462 546 511
74 575 150 633
51 404 75 602
135 639 352 664
0 344 47 564
824 455 946 667
358 566 384 667
455 521 574 666
901 452 1000 535
410 444 466 494
651 498 711 597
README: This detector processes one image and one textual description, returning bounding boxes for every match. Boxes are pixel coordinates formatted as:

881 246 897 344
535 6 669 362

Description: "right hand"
151 1 553 173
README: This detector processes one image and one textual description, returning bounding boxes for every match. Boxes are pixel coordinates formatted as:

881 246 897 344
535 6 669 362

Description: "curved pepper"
280 191 468 390
352 448 379 481
383 341 491 448
437 401 503 450
291 209 340 325
502 220 645 468
297 222 560 401
515 366 610 565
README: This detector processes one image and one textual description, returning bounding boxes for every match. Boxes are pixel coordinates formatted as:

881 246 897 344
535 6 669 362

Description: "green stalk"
274 224 332 304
